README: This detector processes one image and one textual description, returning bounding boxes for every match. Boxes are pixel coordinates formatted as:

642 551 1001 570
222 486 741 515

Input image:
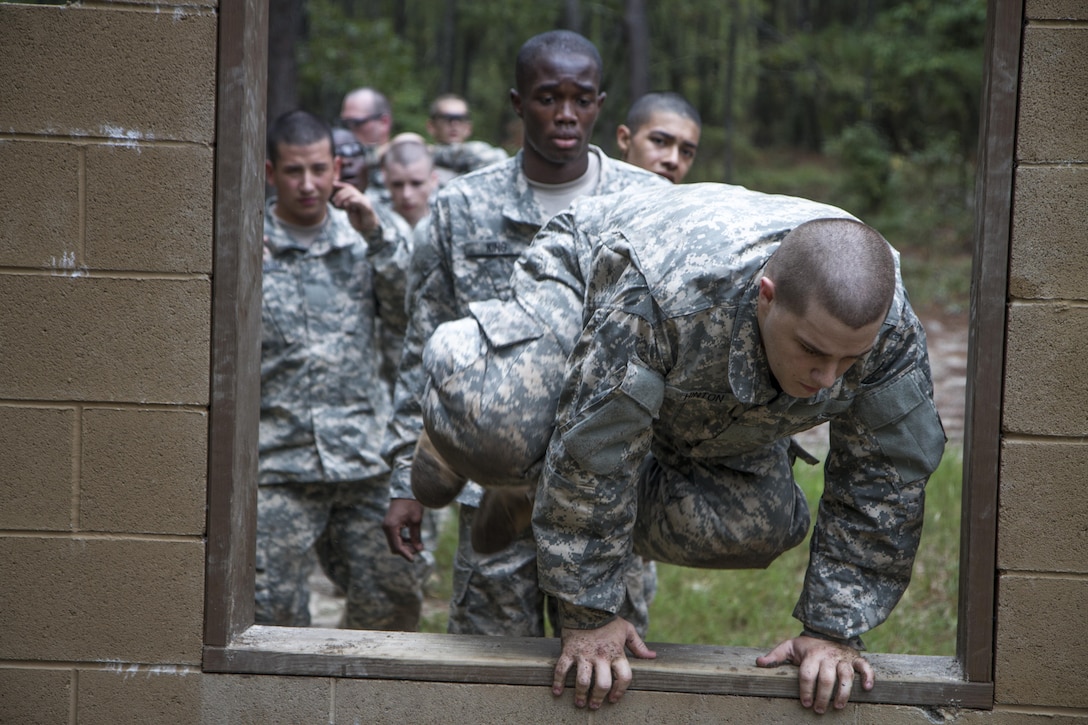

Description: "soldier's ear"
616 125 632 158
758 277 777 305
509 89 523 117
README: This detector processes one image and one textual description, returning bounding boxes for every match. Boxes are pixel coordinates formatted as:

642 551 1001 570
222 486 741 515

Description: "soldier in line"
616 91 702 184
340 87 395 199
425 93 509 185
379 30 667 639
256 109 423 631
417 182 945 713
382 133 439 237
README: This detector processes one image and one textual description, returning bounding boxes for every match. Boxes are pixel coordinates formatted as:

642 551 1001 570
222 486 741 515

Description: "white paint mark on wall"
99 124 154 150
50 251 77 269
102 662 198 679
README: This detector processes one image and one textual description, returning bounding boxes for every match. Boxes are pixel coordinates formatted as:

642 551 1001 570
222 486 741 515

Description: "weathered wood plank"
204 627 993 708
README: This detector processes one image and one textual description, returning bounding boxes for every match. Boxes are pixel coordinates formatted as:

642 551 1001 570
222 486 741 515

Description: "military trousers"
254 479 425 630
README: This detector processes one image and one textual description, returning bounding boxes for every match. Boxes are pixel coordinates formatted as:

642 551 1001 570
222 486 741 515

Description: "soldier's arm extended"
793 290 945 643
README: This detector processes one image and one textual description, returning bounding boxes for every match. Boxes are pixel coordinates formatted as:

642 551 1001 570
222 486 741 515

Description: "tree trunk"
624 0 649 101
266 0 303 124
723 0 740 182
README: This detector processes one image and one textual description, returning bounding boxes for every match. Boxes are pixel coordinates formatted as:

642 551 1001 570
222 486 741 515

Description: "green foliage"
826 122 893 214
296 0 427 130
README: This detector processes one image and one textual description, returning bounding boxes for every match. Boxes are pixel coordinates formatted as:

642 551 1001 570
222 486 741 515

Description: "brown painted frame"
204 0 1018 708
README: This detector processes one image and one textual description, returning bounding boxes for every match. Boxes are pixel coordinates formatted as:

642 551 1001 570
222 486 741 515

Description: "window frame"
203 0 1018 708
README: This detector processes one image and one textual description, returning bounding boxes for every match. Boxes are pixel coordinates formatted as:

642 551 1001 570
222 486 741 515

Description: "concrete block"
335 679 832 724
0 668 72 725
0 537 204 663
0 141 81 269
0 275 210 404
78 666 202 725
1011 165 1088 301
0 5 216 142
1026 0 1088 20
995 575 1088 708
199 675 330 725
1018 27 1088 162
999 440 1088 573
85 144 214 274
0 406 75 530
1003 303 1088 436
81 408 208 535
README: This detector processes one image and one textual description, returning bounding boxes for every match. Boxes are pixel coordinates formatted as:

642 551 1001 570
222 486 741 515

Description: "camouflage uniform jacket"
384 146 667 501
260 198 409 486
524 183 946 640
431 141 509 180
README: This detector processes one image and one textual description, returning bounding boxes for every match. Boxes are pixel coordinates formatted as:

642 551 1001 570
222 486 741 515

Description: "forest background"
268 0 985 312
272 0 984 652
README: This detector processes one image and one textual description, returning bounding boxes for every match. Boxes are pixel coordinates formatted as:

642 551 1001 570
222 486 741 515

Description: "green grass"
421 447 963 656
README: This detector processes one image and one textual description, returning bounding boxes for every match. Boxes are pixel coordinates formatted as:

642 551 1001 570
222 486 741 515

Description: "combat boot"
411 430 467 508
471 485 534 555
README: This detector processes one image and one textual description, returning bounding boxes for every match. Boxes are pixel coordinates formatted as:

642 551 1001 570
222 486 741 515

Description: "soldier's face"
756 278 881 398
616 110 701 184
385 158 437 227
427 100 473 144
511 52 604 178
266 140 340 227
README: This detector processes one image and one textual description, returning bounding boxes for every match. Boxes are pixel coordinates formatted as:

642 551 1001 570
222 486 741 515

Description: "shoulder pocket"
468 299 544 349
560 360 664 476
853 367 946 483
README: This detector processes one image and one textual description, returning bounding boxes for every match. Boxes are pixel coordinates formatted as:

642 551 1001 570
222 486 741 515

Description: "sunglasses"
340 113 385 130
432 113 470 123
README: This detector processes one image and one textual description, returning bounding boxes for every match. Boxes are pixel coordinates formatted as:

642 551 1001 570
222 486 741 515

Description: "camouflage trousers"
255 479 426 630
422 312 811 574
447 504 654 637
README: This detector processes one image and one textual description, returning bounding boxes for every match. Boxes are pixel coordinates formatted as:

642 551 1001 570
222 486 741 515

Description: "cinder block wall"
0 0 216 721
0 1 1085 723
996 0 1088 712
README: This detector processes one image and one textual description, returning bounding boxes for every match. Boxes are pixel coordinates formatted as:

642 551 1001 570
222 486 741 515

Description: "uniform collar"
503 146 609 227
264 198 350 256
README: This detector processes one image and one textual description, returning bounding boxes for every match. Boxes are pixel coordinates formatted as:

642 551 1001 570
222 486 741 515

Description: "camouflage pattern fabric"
421 183 945 642
257 199 421 629
381 147 666 636
255 480 426 630
443 506 653 638
431 140 509 185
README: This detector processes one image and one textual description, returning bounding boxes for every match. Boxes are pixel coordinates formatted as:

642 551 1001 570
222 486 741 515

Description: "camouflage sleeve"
431 141 508 174
535 250 668 629
366 204 412 336
794 296 946 642
382 199 458 499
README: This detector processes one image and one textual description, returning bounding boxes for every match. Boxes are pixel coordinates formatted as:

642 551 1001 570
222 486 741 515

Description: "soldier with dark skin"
380 30 666 638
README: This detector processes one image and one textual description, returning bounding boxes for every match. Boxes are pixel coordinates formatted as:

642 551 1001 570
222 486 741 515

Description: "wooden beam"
205 627 993 709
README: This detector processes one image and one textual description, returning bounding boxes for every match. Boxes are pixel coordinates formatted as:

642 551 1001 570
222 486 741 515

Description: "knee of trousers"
633 470 811 570
422 317 566 488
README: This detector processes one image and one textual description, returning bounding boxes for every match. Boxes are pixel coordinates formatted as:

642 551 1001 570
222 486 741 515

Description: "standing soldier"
256 110 423 630
425 93 509 185
381 31 667 638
